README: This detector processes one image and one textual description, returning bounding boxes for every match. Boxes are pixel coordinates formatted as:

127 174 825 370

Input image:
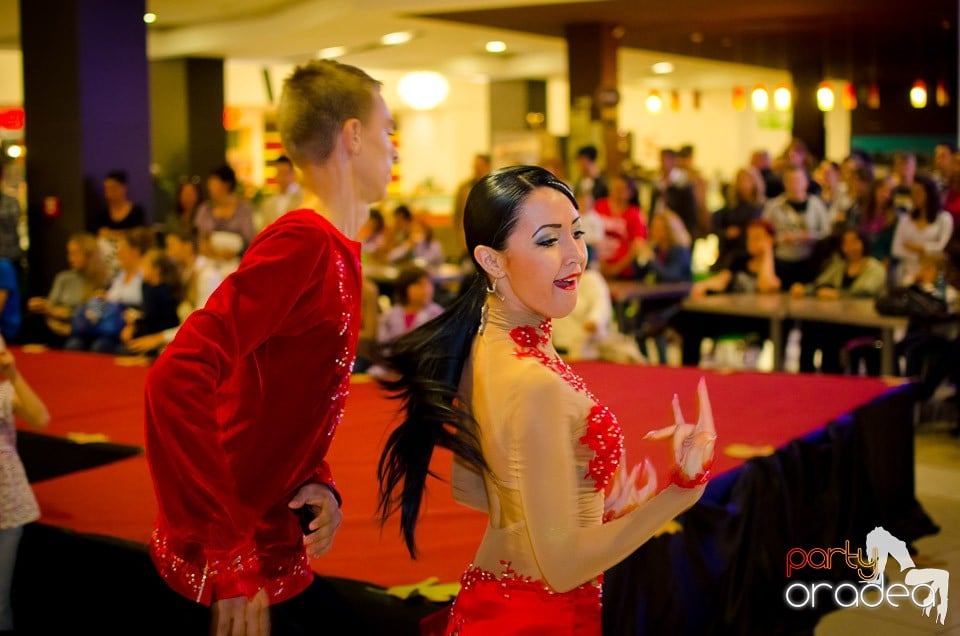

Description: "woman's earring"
486 277 505 301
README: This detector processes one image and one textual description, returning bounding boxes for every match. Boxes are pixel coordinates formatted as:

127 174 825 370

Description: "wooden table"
681 293 789 370
786 296 908 375
607 280 692 334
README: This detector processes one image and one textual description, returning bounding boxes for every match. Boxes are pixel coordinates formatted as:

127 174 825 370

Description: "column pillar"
565 23 621 177
21 0 151 296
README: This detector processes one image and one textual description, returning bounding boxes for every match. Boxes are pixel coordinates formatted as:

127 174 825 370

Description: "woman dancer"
377 165 716 634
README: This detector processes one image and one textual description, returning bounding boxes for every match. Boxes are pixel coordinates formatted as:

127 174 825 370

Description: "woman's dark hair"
862 176 892 224
105 169 128 185
145 248 184 303
175 181 204 216
911 173 941 224
393 204 413 223
376 165 577 556
368 208 385 233
393 266 429 306
209 164 238 192
840 226 869 259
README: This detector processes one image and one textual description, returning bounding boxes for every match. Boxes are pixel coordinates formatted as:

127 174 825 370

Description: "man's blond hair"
277 60 380 165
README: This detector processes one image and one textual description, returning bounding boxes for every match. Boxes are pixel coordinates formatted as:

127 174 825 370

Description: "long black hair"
376 165 577 556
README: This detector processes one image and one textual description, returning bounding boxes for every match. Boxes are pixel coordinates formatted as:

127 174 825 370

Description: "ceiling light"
816 82 835 112
867 83 881 109
910 80 928 109
317 46 347 59
751 84 769 111
645 90 663 114
398 71 450 110
485 40 507 53
143 12 157 24
841 82 857 110
773 83 792 111
380 31 413 46
651 62 674 75
732 86 746 111
6 145 22 159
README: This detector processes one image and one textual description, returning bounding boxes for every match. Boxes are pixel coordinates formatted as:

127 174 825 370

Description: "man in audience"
574 144 609 201
762 165 831 288
258 155 304 230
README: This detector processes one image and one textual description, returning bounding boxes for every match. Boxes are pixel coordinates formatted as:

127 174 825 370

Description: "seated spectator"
357 208 388 263
633 211 693 362
377 266 444 344
124 230 223 355
0 258 20 343
552 246 613 361
165 177 204 238
891 174 953 285
257 155 304 230
859 175 898 265
119 249 182 356
194 164 255 257
596 175 647 279
762 165 831 287
712 167 765 264
386 218 446 267
27 233 108 344
385 204 414 255
791 228 888 375
65 227 152 353
353 277 381 374
677 219 781 366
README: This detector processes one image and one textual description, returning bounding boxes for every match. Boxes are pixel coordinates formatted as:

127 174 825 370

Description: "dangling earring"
486 277 505 301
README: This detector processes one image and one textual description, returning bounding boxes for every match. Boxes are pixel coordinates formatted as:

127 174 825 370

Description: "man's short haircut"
167 228 199 252
576 145 598 162
937 141 958 153
276 60 381 166
274 154 294 168
105 169 128 185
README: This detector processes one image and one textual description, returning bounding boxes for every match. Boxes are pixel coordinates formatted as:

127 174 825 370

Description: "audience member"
596 175 647 279
452 154 491 260
91 169 147 277
859 175 898 264
165 177 204 237
65 227 152 353
377 266 444 344
891 174 953 285
0 163 22 276
193 164 256 256
713 167 765 263
552 246 613 361
751 148 783 199
792 228 888 374
891 151 918 213
762 165 831 287
119 248 182 356
27 233 108 344
574 144 608 201
358 208 389 263
0 259 20 343
258 155 304 229
386 218 446 267
678 220 781 366
651 147 698 239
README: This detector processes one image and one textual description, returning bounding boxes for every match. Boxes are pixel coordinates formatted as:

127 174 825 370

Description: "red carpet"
14 348 898 587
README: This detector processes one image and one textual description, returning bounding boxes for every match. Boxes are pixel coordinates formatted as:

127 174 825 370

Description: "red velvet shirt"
144 209 362 606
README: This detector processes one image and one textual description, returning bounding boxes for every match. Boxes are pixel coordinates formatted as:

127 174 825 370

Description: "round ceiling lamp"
910 79 928 109
773 83 792 111
397 71 450 111
816 82 835 112
751 84 769 111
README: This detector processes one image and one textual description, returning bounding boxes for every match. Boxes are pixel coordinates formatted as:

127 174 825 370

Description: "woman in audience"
193 164 255 256
358 208 388 263
0 336 49 634
377 266 444 344
712 167 765 264
859 175 898 264
165 178 204 237
551 245 614 360
65 227 152 353
91 169 147 277
386 218 446 267
791 228 887 375
891 174 954 285
678 219 781 366
595 174 647 279
376 165 712 633
27 233 107 345
119 248 182 356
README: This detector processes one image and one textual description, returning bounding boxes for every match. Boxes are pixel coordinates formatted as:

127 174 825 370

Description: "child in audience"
65 227 153 353
0 335 50 633
27 233 107 345
119 249 183 355
377 266 444 344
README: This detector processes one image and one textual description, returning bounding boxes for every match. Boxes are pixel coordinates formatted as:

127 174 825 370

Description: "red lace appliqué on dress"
509 320 623 494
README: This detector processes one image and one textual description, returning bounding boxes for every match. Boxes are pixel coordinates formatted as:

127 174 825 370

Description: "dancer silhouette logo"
783 526 949 625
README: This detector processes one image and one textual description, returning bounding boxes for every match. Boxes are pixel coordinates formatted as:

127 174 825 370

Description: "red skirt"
425 565 602 636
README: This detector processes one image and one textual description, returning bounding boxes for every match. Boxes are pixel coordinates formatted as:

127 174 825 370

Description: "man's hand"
288 483 342 559
126 332 167 353
211 588 270 636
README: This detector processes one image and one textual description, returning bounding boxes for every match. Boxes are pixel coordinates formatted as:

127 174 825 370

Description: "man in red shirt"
144 60 397 635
